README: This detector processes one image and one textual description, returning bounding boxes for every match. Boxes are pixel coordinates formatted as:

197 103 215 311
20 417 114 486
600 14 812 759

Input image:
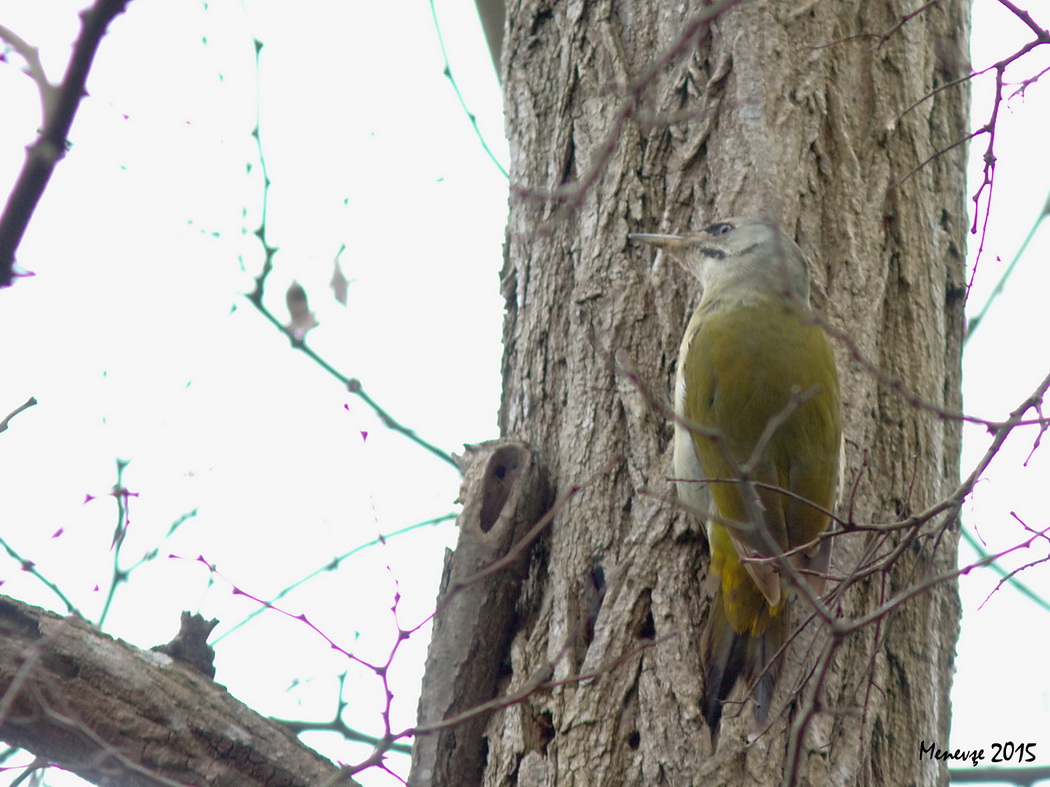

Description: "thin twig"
239 37 458 470
0 396 37 433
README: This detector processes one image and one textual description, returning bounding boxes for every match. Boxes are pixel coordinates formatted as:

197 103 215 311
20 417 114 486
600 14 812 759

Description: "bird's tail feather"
701 589 790 748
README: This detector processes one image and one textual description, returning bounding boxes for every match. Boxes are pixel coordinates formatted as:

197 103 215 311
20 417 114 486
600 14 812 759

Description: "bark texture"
479 0 969 784
412 440 552 786
0 596 349 786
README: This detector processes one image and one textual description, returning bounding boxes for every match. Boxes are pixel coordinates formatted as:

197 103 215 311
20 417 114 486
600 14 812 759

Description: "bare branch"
0 0 135 287
0 595 350 785
238 37 459 471
997 0 1050 39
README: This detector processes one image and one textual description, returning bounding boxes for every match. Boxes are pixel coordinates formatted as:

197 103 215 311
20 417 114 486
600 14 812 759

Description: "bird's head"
630 217 812 307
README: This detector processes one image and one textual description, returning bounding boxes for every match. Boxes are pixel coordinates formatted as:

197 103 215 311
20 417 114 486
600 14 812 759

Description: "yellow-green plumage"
631 218 842 741
684 301 840 620
685 299 839 731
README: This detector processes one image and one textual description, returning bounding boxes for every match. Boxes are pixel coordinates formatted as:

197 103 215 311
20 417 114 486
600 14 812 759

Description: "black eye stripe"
700 246 726 259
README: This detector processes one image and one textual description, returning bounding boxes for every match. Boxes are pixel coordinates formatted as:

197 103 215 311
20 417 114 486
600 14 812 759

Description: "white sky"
952 0 1050 774
0 1 1046 785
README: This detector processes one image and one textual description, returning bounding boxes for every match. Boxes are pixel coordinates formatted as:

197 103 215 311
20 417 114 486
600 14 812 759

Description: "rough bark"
472 0 968 784
411 440 552 786
0 595 350 786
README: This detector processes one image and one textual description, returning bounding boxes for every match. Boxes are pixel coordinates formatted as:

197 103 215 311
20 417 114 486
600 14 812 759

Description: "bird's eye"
705 222 733 236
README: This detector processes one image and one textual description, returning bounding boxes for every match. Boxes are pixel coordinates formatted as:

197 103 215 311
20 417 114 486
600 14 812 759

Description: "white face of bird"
630 217 812 305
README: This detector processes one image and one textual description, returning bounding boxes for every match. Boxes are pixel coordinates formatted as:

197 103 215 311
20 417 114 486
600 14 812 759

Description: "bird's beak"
628 232 685 248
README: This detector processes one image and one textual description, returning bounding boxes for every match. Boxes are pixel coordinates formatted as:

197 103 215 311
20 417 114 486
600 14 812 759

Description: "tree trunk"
477 0 968 784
